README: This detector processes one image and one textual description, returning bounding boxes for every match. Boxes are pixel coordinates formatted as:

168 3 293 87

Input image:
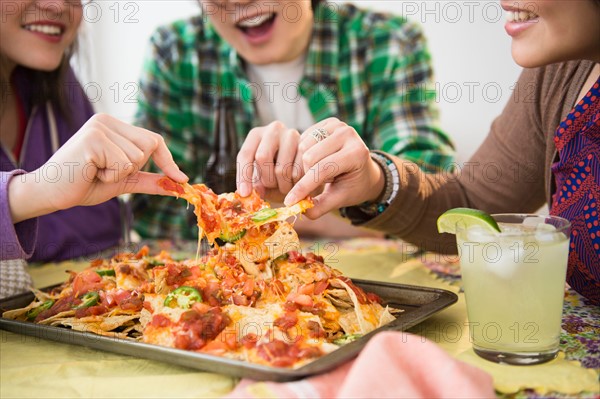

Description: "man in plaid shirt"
133 0 454 239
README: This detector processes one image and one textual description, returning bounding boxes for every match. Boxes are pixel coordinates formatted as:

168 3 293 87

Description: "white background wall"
77 0 521 162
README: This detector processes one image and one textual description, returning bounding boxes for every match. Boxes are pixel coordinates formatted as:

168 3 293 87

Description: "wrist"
8 172 54 223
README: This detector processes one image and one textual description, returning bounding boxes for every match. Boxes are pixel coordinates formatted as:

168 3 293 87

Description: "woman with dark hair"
239 0 600 305
133 0 455 239
0 0 188 298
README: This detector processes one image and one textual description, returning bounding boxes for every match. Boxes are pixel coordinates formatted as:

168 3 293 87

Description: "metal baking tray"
0 280 457 381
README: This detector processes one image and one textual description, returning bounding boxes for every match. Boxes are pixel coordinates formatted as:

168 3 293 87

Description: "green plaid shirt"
133 2 455 239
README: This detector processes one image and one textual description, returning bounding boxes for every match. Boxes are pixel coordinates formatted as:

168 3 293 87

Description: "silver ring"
310 127 330 143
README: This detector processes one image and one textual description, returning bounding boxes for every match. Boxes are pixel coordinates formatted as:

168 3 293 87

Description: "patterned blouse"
550 76 600 305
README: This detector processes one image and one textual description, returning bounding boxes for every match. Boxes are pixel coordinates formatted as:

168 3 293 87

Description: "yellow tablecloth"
1 240 598 398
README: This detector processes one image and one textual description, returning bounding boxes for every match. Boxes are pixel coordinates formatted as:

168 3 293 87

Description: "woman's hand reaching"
8 114 188 223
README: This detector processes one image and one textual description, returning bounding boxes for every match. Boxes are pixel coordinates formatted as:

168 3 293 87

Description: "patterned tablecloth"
0 237 598 398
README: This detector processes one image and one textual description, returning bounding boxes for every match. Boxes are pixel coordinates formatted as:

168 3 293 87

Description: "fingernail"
176 170 189 182
239 183 250 197
284 193 297 207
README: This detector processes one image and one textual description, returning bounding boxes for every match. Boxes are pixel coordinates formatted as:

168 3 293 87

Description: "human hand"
8 114 188 223
237 118 385 219
236 121 301 202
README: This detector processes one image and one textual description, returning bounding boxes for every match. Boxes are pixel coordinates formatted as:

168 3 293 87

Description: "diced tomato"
288 293 313 308
283 301 298 312
299 283 315 296
175 334 192 350
274 312 298 330
242 279 255 297
176 308 230 350
119 295 143 311
150 314 171 328
305 252 324 264
287 251 306 263
241 333 258 349
72 269 104 297
313 281 329 295
232 294 249 306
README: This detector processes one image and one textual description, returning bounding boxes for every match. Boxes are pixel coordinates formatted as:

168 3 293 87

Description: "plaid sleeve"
133 24 197 239
366 18 455 173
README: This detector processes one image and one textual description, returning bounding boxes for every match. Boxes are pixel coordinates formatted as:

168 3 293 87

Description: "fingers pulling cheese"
158 177 313 276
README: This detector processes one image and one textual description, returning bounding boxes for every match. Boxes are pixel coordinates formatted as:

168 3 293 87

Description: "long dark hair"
0 46 74 120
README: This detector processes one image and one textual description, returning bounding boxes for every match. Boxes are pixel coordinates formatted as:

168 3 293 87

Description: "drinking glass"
456 214 571 365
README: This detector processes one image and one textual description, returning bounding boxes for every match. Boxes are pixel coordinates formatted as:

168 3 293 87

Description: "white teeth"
237 13 274 28
24 24 62 36
506 10 538 23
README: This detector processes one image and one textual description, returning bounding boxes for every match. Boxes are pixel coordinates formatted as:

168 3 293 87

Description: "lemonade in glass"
448 212 571 365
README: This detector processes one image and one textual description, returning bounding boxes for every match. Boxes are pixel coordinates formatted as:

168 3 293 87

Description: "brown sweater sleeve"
353 63 592 254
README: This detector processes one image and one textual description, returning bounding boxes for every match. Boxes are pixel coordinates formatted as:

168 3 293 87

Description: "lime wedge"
437 208 501 235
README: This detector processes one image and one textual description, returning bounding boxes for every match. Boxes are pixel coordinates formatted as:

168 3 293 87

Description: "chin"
240 51 283 65
511 47 546 69
24 59 64 72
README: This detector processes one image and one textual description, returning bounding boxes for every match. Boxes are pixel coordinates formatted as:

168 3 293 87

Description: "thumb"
304 187 346 219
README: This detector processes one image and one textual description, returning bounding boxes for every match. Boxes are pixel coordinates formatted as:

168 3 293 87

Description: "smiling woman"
0 0 187 298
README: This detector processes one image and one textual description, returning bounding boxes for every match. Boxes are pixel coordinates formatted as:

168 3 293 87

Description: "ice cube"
535 223 560 243
466 225 491 242
523 216 546 229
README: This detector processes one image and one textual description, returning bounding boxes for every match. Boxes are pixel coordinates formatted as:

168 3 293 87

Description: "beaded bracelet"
340 151 400 220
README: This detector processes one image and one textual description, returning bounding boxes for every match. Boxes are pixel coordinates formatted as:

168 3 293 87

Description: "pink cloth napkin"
226 331 495 398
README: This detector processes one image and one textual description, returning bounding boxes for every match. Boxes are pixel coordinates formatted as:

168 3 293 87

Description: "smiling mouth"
236 13 276 37
23 24 64 36
505 9 539 23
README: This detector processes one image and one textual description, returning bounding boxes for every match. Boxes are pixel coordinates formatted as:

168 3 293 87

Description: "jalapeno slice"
251 208 277 223
164 286 202 309
74 291 100 309
219 229 246 243
25 299 55 321
96 269 116 277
